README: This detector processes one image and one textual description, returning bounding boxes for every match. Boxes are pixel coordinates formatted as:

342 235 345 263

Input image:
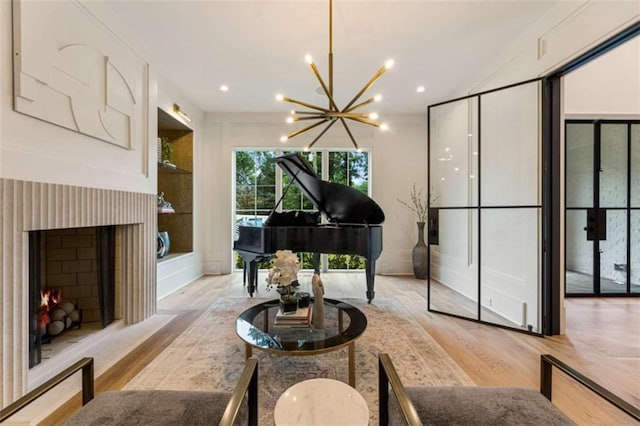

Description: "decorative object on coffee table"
312 273 325 329
266 250 300 311
398 183 428 279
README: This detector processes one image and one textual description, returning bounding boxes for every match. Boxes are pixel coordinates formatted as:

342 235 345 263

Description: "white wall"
565 37 640 117
202 113 427 276
469 1 639 93
0 1 156 194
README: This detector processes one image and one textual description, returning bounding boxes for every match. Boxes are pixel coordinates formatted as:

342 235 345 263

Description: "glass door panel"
429 78 544 333
600 210 627 294
428 209 478 320
566 123 594 208
632 125 640 207
565 120 637 296
480 208 540 331
565 210 594 294
632 211 640 293
481 81 541 206
429 98 478 208
600 124 628 208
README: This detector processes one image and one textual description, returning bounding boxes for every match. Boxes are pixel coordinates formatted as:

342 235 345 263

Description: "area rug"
124 297 474 424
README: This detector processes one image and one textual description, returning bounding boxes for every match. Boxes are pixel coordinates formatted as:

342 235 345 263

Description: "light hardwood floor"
44 272 639 425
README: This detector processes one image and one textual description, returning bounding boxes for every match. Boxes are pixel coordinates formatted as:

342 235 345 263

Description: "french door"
427 78 545 334
565 120 640 296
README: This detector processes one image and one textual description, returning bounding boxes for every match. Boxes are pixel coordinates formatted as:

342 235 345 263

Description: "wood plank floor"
43 272 640 425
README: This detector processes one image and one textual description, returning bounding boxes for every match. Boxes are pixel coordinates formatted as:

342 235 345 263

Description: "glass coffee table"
235 298 367 387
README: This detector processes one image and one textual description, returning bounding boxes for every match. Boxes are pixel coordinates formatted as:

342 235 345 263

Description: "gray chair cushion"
64 390 247 426
389 386 575 425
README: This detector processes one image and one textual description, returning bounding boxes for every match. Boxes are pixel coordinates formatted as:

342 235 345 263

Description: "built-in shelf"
157 107 193 257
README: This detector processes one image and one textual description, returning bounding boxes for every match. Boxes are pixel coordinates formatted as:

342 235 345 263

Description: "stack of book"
274 306 313 328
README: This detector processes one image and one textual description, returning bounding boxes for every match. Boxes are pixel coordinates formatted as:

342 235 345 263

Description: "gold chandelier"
276 0 393 151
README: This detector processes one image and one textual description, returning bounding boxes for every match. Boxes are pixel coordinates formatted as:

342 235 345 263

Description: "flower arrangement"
398 183 428 223
265 250 300 298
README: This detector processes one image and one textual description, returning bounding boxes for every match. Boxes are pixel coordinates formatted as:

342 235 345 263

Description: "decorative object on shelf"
160 137 173 162
157 137 163 163
276 0 393 151
312 273 325 329
157 231 170 259
266 250 301 313
398 183 428 279
157 192 175 214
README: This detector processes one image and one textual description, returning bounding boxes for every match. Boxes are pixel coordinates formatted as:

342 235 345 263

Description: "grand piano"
233 153 384 303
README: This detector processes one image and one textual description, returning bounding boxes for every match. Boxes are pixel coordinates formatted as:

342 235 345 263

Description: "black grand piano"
233 153 384 303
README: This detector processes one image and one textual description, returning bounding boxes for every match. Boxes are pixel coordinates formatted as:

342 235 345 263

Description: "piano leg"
365 260 376 303
313 253 321 275
247 261 258 297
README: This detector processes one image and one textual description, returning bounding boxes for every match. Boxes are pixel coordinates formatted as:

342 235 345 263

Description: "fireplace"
28 226 120 368
0 179 157 410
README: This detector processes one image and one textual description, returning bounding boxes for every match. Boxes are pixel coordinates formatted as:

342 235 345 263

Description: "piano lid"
275 153 385 225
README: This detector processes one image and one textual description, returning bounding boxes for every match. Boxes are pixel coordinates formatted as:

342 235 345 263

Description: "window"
234 149 371 271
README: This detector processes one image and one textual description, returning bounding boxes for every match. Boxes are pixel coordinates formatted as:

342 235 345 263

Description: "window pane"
481 208 540 332
282 151 321 211
429 98 479 207
600 124 628 208
566 123 594 208
429 209 479 320
632 211 639 293
631 125 640 207
600 210 627 294
328 151 369 193
481 81 540 206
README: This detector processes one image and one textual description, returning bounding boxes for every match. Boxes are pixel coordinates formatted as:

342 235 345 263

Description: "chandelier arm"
307 119 338 150
309 63 339 111
293 111 325 115
283 97 330 113
286 119 328 140
342 65 387 111
325 112 371 119
346 116 381 127
344 97 376 113
295 115 326 121
339 118 359 151
329 0 333 98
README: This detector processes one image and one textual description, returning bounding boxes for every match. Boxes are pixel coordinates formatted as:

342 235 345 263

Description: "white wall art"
12 0 147 150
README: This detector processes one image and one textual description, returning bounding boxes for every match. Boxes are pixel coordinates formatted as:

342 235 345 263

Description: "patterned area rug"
124 297 473 424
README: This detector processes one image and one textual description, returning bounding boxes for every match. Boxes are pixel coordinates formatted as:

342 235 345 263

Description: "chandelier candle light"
276 0 393 151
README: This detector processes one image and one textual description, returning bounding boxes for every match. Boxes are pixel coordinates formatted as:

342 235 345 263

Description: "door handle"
428 209 439 245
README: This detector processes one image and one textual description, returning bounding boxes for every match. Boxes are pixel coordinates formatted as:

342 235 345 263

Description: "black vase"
412 222 428 279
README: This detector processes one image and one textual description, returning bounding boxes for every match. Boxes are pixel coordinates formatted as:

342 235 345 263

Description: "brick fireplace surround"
0 178 157 410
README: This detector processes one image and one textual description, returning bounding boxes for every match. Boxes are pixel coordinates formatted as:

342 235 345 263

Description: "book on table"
274 306 312 327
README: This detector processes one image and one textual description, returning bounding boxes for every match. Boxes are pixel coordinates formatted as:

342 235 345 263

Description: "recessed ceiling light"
220 85 229 92
416 86 425 93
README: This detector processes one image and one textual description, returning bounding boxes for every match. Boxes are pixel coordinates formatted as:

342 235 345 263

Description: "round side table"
274 378 369 426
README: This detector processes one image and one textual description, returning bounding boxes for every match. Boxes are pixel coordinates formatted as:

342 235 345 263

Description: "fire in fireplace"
39 288 82 338
29 226 116 368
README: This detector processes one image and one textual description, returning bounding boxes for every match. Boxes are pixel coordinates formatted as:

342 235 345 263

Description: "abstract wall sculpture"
12 0 148 150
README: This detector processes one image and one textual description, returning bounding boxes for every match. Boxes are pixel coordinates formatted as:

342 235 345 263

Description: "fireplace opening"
28 226 117 368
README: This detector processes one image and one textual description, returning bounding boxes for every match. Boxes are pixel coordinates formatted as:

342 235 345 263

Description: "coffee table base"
245 341 357 387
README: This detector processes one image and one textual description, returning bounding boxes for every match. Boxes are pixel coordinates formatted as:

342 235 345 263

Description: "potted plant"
265 250 300 314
